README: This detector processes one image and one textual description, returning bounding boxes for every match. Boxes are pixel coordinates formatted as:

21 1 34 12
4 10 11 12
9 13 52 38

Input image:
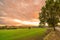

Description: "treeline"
0 26 38 29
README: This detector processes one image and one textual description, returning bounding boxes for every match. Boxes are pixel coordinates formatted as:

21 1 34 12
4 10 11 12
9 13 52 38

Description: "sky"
0 0 45 26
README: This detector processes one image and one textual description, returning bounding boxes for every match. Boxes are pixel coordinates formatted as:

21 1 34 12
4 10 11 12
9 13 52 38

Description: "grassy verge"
0 28 47 40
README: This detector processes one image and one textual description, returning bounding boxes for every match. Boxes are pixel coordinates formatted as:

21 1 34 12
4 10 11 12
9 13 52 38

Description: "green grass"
0 28 47 40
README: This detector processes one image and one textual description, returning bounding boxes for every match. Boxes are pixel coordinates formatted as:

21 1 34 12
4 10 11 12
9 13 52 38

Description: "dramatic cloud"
0 0 45 26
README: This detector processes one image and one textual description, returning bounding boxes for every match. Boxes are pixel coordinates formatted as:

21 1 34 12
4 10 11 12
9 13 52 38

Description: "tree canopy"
39 0 60 30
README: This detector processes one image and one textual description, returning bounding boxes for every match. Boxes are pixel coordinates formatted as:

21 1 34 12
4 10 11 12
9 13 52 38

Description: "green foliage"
39 0 60 28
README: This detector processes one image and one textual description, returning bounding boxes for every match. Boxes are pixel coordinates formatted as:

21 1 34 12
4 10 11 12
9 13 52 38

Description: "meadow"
0 28 47 40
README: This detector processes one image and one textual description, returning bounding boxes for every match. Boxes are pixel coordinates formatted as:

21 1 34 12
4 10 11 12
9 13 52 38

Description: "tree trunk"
53 27 55 31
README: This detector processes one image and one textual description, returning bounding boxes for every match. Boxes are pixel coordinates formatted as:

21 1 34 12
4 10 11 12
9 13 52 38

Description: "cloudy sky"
0 0 45 26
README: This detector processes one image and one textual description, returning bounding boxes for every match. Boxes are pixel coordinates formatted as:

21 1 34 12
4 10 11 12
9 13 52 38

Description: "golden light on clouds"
13 19 39 26
0 0 45 26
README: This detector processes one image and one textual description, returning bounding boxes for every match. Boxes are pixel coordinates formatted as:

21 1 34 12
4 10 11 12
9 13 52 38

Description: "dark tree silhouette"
39 0 60 31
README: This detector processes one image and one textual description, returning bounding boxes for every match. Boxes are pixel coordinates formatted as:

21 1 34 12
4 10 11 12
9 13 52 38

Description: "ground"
44 27 60 40
0 28 47 40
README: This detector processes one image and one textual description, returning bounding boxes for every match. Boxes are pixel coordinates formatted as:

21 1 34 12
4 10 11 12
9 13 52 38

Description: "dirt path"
44 28 60 40
56 27 60 31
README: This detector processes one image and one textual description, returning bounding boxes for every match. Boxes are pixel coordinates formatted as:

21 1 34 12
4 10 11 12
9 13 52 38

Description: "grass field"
0 28 47 40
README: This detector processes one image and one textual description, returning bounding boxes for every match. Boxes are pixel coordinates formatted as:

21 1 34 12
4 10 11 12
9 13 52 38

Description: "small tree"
39 0 60 31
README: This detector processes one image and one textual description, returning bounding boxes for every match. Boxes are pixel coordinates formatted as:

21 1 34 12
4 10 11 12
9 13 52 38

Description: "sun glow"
22 21 39 26
13 19 39 26
13 19 22 23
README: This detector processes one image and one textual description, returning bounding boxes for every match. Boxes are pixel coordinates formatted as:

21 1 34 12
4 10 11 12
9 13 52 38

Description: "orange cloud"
0 0 45 26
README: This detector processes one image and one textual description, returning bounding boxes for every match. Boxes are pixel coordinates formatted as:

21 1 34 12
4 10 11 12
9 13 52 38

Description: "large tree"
39 0 60 30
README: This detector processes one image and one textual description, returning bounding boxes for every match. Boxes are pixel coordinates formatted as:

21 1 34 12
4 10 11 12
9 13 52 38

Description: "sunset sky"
0 0 45 26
